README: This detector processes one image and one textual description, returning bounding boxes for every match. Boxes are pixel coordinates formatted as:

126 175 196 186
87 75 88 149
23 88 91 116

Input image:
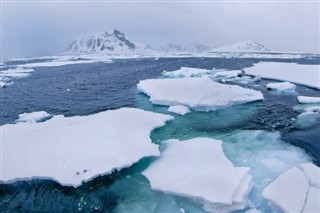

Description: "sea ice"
262 167 309 212
0 68 34 78
168 105 191 115
299 163 320 188
262 163 320 213
212 70 243 78
303 187 320 212
142 138 252 212
137 77 263 111
162 67 212 78
266 81 296 92
244 62 320 89
297 95 320 104
16 111 52 123
1 108 173 187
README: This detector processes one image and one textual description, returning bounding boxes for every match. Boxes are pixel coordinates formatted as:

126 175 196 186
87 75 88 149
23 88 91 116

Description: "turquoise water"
1 57 319 212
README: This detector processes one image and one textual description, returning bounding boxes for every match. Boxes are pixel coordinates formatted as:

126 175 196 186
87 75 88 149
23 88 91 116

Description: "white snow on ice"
212 70 243 78
142 138 252 212
168 105 191 115
262 163 320 213
16 111 52 123
162 67 213 78
244 62 320 89
266 82 296 92
1 108 173 187
297 95 320 104
137 77 263 111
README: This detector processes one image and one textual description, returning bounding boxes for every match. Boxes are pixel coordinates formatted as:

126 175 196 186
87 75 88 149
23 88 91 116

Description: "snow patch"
1 108 173 187
142 138 252 212
137 77 264 111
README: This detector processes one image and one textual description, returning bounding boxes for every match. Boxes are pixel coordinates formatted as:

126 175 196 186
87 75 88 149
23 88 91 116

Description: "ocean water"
0 56 319 212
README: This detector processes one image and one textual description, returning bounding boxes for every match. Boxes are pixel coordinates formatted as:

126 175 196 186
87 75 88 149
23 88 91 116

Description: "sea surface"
1 56 319 212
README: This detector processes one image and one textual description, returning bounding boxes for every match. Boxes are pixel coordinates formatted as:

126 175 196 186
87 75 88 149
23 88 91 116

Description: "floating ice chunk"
162 67 212 78
137 77 264 111
266 82 296 92
299 163 320 188
0 68 34 78
16 111 52 123
296 111 320 129
1 108 173 187
244 62 320 89
262 167 309 212
142 138 252 212
168 105 191 115
297 96 320 104
303 186 320 212
212 70 243 78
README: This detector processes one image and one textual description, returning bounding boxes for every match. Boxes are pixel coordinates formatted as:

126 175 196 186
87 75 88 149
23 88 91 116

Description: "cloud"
1 1 319 58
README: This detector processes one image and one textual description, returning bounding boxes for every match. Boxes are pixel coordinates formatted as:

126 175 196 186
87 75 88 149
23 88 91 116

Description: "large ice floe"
1 108 173 187
262 163 320 212
142 138 252 213
244 62 320 89
137 77 263 111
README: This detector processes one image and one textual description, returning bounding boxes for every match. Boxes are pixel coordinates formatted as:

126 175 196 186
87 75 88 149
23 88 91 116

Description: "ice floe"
168 105 191 115
1 108 173 187
212 70 243 78
262 163 320 213
266 81 296 92
162 67 212 78
297 95 320 104
244 62 320 89
142 138 252 212
16 111 52 123
137 77 264 111
0 68 34 88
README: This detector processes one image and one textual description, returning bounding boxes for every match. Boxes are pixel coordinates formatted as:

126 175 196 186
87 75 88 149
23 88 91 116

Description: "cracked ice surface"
262 163 320 212
142 138 252 213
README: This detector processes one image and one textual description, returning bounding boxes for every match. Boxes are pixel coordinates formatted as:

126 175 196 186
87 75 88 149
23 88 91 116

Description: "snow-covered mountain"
65 30 154 56
210 40 271 53
155 43 213 53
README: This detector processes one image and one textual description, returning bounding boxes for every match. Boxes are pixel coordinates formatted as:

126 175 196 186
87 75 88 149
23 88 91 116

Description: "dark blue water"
1 56 320 212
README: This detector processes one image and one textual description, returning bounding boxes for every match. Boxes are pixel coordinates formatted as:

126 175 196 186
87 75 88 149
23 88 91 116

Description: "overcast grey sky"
1 1 319 58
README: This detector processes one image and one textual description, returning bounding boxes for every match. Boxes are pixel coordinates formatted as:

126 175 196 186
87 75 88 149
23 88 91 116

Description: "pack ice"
142 138 252 213
162 67 212 78
137 77 263 111
1 108 173 187
16 111 52 123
